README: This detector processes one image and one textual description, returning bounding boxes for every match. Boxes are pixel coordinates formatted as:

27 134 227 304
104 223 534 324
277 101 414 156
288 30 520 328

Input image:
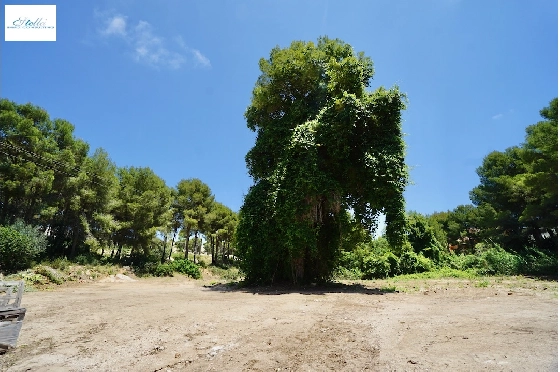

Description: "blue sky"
1 0 558 215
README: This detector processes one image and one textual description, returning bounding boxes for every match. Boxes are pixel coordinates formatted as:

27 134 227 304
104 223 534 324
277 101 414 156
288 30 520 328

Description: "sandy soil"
1 275 557 372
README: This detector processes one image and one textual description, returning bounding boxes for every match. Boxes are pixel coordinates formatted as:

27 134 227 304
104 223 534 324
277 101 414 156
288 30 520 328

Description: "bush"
362 252 401 279
196 257 208 268
416 254 435 272
20 270 48 285
49 257 70 271
399 251 433 275
518 246 558 277
384 252 400 276
152 263 174 277
338 250 361 270
209 265 242 281
440 244 527 276
422 244 443 264
369 238 392 256
480 246 520 275
171 259 201 279
124 251 161 276
74 254 101 266
0 221 47 273
35 265 64 284
333 266 363 280
439 253 461 270
459 254 488 271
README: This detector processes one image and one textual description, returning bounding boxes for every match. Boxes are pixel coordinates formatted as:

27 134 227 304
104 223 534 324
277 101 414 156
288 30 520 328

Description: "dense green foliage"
0 220 47 272
237 37 407 284
335 98 558 280
170 259 202 279
0 98 238 274
337 236 557 280
1 58 555 284
147 259 202 279
469 98 558 251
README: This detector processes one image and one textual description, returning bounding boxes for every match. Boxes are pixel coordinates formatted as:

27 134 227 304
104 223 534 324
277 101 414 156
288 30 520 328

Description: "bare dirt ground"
1 274 557 372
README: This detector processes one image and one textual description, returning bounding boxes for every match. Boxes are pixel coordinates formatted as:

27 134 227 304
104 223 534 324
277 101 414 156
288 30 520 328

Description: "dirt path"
1 276 557 371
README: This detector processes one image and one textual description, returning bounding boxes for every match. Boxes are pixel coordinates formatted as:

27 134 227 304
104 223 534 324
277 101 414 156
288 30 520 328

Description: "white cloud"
96 13 209 70
176 36 211 68
101 15 127 36
175 35 188 49
191 49 211 68
130 20 185 69
492 113 503 120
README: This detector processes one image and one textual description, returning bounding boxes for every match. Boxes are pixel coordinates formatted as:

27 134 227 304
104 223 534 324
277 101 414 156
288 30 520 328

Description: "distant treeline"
0 98 237 273
336 97 558 279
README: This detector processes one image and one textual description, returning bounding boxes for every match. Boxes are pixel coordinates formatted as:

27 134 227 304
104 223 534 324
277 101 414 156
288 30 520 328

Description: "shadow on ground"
203 281 397 296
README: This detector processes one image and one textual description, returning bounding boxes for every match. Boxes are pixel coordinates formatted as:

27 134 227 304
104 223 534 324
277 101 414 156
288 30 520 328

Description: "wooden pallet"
0 281 26 351
0 281 23 309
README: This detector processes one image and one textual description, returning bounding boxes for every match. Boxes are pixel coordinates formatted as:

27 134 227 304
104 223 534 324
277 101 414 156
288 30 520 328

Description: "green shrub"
383 252 400 276
338 250 361 270
35 265 64 284
480 246 520 275
422 244 443 264
196 258 208 269
124 252 161 276
0 221 47 273
518 246 558 276
362 255 391 279
459 254 488 272
74 254 101 266
141 262 158 276
439 253 462 270
152 263 174 277
333 266 363 280
369 238 392 256
416 254 435 272
399 251 432 275
49 257 70 271
441 245 527 276
20 270 48 285
171 259 201 279
209 265 241 281
171 252 185 260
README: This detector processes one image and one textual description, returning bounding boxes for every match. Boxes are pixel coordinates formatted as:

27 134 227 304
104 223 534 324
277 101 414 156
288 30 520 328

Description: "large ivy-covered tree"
236 37 408 284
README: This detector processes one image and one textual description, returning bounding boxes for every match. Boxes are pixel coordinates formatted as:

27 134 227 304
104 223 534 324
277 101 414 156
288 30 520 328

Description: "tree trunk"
193 231 198 263
213 236 218 264
25 197 37 222
227 240 231 263
161 234 168 263
171 230 177 252
184 227 191 259
116 243 122 260
214 236 218 264
210 236 215 265
70 227 80 259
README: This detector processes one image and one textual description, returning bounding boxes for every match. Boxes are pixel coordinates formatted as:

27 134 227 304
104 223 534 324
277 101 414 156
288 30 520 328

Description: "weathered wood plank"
0 281 24 309
0 281 25 350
